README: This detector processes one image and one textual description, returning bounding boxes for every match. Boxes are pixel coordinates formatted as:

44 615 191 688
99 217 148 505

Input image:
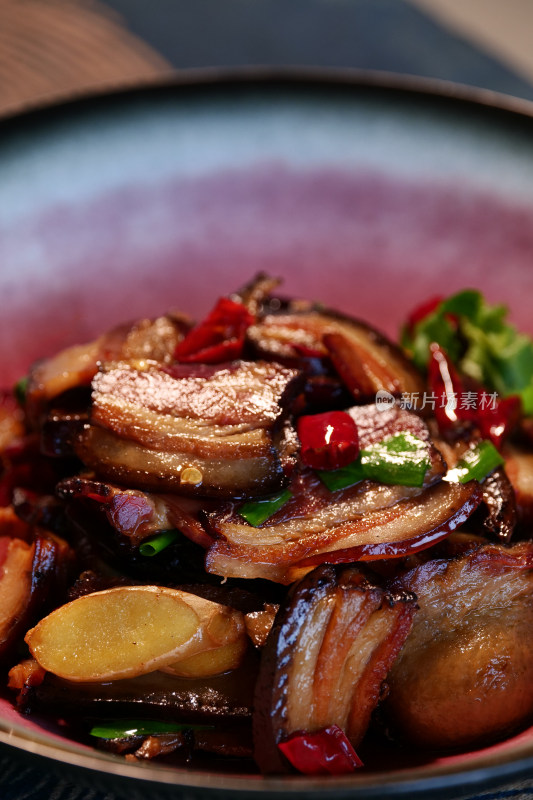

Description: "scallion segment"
89 720 212 739
318 432 431 491
239 489 292 527
139 530 179 557
445 440 504 484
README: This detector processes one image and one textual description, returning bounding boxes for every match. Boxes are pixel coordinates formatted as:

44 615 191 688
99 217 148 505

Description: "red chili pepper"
278 725 363 775
174 297 254 364
477 394 521 449
428 343 474 432
297 411 359 470
406 296 443 334
428 344 521 447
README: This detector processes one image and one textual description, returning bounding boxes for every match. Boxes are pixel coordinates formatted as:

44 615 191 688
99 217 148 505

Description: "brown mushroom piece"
253 564 417 773
385 541 533 749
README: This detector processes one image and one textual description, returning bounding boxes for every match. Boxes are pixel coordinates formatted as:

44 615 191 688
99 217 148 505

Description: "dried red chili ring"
428 342 474 432
297 410 359 470
278 725 363 775
477 394 521 449
174 297 254 364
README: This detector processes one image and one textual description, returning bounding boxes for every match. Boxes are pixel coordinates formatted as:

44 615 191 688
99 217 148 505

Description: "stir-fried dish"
2 274 533 775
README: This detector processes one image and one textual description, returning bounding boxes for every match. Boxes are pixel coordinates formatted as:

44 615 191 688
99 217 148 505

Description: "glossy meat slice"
25 314 190 426
503 444 533 527
253 565 416 773
385 542 533 748
57 476 214 548
77 360 302 498
0 532 70 660
206 470 482 584
246 307 425 401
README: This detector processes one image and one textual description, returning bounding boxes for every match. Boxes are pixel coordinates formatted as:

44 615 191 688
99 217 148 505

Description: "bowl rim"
3 66 533 795
3 65 533 132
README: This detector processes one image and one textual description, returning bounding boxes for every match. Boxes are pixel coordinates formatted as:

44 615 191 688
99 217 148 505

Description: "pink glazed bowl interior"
2 74 533 798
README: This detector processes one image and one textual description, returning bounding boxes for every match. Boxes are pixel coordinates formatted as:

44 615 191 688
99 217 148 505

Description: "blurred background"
2 0 533 114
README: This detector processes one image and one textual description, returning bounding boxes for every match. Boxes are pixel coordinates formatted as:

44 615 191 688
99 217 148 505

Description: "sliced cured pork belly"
77 360 302 498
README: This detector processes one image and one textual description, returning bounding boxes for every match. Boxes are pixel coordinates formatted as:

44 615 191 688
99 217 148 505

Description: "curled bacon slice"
57 476 213 548
386 542 533 748
206 477 482 584
77 360 302 498
247 308 424 402
253 565 416 773
26 314 190 426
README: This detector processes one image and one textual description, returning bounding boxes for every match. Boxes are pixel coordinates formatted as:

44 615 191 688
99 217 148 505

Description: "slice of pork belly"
206 476 482 584
77 361 302 499
246 308 424 402
26 314 190 426
253 564 416 773
385 541 533 749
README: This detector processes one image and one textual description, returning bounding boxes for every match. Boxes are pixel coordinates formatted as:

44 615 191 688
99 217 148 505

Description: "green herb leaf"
239 489 292 527
14 376 28 406
319 432 431 491
138 530 179 557
445 440 504 484
90 720 213 739
403 289 533 414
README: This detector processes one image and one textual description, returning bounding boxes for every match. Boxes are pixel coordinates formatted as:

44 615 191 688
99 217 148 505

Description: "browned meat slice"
479 467 517 542
0 532 70 660
57 476 214 548
437 437 517 542
247 308 424 401
206 473 482 584
503 444 533 527
25 314 190 425
385 541 533 749
77 360 302 498
253 565 416 773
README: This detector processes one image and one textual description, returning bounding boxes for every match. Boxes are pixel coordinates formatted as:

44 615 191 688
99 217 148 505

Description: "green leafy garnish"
90 720 213 739
445 440 504 484
318 432 431 492
402 289 533 414
239 489 292 527
14 376 28 406
138 529 179 557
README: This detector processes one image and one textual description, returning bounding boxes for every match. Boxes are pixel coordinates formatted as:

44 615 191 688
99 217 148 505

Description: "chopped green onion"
445 440 504 484
139 529 179 557
89 720 213 739
319 432 431 492
239 488 292 527
14 376 28 406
